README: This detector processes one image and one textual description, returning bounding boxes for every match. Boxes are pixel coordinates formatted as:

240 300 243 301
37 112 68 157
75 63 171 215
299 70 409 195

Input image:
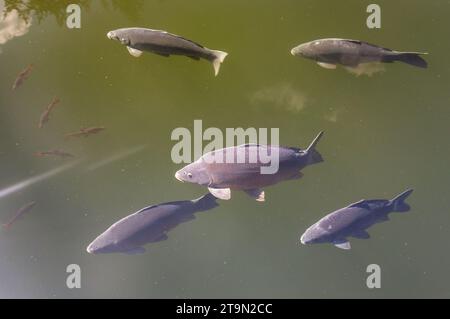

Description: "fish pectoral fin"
152 233 169 243
377 214 390 222
351 230 370 239
127 46 143 57
208 187 231 200
244 189 265 202
124 247 146 255
333 239 351 250
180 214 196 222
289 172 304 180
317 62 337 69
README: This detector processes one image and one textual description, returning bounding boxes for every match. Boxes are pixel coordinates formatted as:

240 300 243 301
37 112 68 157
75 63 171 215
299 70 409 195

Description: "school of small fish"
4 24 429 254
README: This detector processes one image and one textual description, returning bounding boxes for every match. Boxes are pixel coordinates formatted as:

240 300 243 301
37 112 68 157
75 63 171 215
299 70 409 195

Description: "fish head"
107 29 131 46
86 233 120 255
291 40 329 60
300 224 331 245
175 161 210 186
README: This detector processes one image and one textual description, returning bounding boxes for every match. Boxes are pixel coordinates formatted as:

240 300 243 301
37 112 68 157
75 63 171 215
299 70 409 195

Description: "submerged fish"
65 127 106 139
107 27 228 76
3 201 37 229
175 132 324 201
86 193 219 255
12 64 34 90
33 149 74 159
291 38 428 70
300 189 414 250
38 97 60 129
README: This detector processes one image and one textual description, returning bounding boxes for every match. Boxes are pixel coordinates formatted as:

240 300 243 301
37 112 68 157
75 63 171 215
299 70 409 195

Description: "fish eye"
187 173 193 178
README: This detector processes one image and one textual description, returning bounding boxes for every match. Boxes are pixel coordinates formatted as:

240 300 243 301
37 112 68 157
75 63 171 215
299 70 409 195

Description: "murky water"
0 0 449 298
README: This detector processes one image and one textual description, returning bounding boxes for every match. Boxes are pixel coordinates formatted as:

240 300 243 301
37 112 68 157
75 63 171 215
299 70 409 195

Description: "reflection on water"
101 0 145 20
344 62 386 77
0 161 79 200
87 145 147 171
250 83 307 113
3 0 89 25
0 0 31 49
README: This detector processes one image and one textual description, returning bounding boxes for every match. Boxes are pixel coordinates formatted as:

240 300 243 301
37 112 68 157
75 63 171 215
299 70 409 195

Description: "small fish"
175 132 324 201
107 28 228 76
291 38 428 70
86 193 219 255
12 64 34 90
65 127 106 139
38 97 60 129
300 189 414 250
33 149 74 159
3 201 37 229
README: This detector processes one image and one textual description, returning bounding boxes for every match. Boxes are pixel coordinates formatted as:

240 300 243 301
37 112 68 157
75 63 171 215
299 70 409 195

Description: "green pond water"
0 0 449 298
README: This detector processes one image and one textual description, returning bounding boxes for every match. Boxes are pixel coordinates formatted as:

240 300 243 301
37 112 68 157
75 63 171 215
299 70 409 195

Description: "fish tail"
210 50 228 76
384 52 428 68
192 193 219 211
305 131 324 165
390 189 414 212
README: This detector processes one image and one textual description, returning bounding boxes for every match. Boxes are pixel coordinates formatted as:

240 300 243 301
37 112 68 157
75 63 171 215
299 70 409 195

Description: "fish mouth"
86 244 95 254
174 171 184 183
106 31 116 40
300 234 308 245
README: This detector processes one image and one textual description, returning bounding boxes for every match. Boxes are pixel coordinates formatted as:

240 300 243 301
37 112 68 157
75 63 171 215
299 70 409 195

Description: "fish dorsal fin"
347 199 370 209
135 204 160 214
172 35 204 48
239 143 261 148
345 39 393 52
346 39 363 45
153 29 204 48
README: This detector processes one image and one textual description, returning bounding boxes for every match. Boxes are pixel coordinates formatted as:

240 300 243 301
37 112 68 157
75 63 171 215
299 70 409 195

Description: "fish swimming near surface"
300 189 414 250
3 201 37 229
33 149 74 159
65 127 106 139
86 193 219 255
291 38 428 70
107 27 228 76
12 64 34 90
38 97 60 129
175 132 324 201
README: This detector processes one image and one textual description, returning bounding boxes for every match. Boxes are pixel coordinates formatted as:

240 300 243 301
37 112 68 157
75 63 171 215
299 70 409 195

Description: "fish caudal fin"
305 131 324 165
390 189 414 212
211 50 228 76
384 52 428 69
